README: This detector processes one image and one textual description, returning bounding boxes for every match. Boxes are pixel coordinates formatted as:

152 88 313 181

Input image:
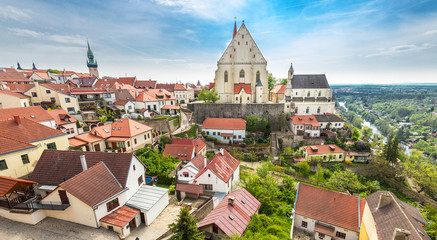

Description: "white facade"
293 101 336 115
318 121 345 130
135 101 160 114
202 128 245 144
59 122 79 138
215 23 269 103
293 214 359 240
196 165 240 194
290 123 320 137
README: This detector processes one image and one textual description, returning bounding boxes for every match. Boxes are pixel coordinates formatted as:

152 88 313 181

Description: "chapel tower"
87 40 99 78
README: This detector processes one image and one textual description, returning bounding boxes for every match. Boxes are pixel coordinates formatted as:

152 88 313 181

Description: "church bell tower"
86 40 99 78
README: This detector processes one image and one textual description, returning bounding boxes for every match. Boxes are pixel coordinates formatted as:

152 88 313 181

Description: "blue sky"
1 0 437 84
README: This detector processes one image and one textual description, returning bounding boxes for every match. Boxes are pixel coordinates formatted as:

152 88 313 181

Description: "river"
338 102 411 155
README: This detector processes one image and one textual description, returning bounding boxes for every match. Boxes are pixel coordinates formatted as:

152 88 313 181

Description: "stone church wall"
188 103 285 124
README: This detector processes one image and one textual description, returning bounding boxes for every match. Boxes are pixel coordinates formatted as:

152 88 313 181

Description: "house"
155 83 188 104
117 77 137 87
0 90 31 109
345 151 371 163
172 138 207 156
291 183 365 240
314 113 345 130
176 155 209 184
113 99 136 114
144 88 176 114
301 144 346 162
134 80 156 89
135 90 160 115
202 118 246 144
67 77 97 88
93 78 120 89
290 115 321 137
198 188 261 238
0 68 32 84
0 116 68 178
29 83 80 114
163 144 195 162
360 191 431 240
270 84 286 103
69 88 115 119
26 150 168 238
69 118 153 153
195 148 240 194
46 109 79 138
0 106 56 128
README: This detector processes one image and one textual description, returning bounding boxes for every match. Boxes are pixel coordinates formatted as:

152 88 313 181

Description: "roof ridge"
0 134 35 146
59 161 107 187
389 192 424 239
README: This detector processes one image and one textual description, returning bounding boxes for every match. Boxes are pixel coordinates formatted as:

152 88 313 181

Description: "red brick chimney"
13 115 22 125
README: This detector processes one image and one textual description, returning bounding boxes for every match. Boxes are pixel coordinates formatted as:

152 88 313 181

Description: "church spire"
233 17 237 38
17 61 22 70
32 62 37 70
86 40 98 68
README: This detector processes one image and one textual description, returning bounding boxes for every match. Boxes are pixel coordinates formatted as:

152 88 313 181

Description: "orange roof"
161 105 180 110
291 115 320 127
68 138 87 147
89 118 152 139
0 176 36 197
100 205 139 227
106 137 130 142
32 72 50 80
0 106 54 123
0 68 30 82
70 88 112 94
94 78 119 89
174 84 187 91
117 77 136 86
145 88 175 100
302 144 345 155
196 149 240 183
46 109 77 125
0 89 29 99
0 135 37 155
202 118 246 130
270 84 285 94
234 83 251 94
74 133 103 143
5 83 35 93
40 83 71 95
0 117 64 143
136 90 157 102
295 183 365 232
163 144 194 161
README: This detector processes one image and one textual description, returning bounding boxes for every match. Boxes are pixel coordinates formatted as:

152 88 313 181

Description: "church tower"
214 20 269 103
87 40 99 78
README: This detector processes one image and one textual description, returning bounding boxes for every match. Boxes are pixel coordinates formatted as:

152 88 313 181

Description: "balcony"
0 195 69 211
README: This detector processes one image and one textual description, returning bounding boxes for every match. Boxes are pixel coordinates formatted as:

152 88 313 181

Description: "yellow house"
301 144 346 162
0 90 31 109
0 116 69 178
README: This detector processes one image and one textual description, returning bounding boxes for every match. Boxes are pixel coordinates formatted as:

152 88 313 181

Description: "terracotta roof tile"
291 115 320 127
198 188 260 237
136 90 157 102
0 176 36 197
5 83 35 93
0 135 37 155
302 144 345 155
145 88 175 100
196 149 239 183
176 183 203 194
117 77 136 86
0 89 29 99
193 138 206 154
189 155 209 170
74 133 103 143
134 80 156 89
163 144 194 161
47 109 77 125
161 105 180 110
202 118 246 130
0 68 30 82
100 206 139 227
295 183 365 232
270 84 286 94
174 84 187 91
0 117 64 143
30 150 134 187
93 78 119 89
234 83 251 94
0 106 55 123
68 138 87 147
60 162 124 207
40 83 71 95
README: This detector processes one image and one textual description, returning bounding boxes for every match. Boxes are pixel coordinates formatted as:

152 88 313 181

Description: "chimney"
13 115 22 125
392 228 411 240
219 148 224 155
204 157 207 168
377 192 392 209
80 155 88 172
228 196 235 206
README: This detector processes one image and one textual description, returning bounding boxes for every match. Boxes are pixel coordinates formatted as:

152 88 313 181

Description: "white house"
195 149 240 194
113 99 135 113
202 118 246 144
46 108 79 138
177 155 209 183
290 115 321 137
314 113 345 130
135 90 161 115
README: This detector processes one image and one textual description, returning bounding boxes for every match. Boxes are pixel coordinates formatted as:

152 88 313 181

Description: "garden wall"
142 118 178 133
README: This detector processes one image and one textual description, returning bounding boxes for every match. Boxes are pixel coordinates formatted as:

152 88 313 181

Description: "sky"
1 0 437 85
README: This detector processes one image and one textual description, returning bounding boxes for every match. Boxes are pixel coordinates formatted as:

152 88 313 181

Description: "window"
306 107 309 114
239 70 245 78
246 41 248 45
47 142 57 150
318 91 321 96
21 154 30 164
46 90 51 94
183 172 189 177
144 134 147 140
224 71 228 82
138 175 143 186
106 198 119 212
24 102 27 107
213 132 216 136
65 98 70 103
238 41 240 45
247 97 249 101
206 131 209 135
108 226 114 231
296 92 298 96
69 128 74 133
301 221 308 228
133 165 136 171
242 34 244 38
319 233 325 239
238 135 241 139
148 133 150 139
67 107 75 113
317 107 321 114
50 97 56 102
104 93 111 98
236 97 238 101
336 232 346 239
134 139 137 144
307 91 310 97
202 184 213 190
295 108 298 113
0 160 8 170
213 224 219 233
127 141 130 147
208 174 211 177
31 92 37 97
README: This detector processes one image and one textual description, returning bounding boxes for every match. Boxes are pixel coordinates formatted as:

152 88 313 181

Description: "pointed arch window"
256 71 260 82
307 91 310 97
306 107 310 114
224 71 228 82
318 91 321 97
239 70 245 78
317 107 321 114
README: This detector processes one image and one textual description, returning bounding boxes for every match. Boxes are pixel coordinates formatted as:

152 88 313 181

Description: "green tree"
403 150 437 197
327 169 363 193
244 115 269 132
296 161 311 177
168 206 203 240
159 135 172 150
268 74 276 91
280 78 288 85
382 136 400 163
361 126 373 142
311 164 326 184
196 88 220 103
46 69 61 74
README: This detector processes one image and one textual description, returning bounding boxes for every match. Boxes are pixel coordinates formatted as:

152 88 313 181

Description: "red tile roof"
196 149 239 183
0 68 30 82
161 105 180 110
30 150 135 186
0 106 55 123
202 118 246 130
172 138 206 155
90 118 152 138
163 144 194 161
198 188 261 237
5 83 35 93
192 138 206 154
174 84 187 91
68 138 87 147
0 89 29 99
74 133 103 143
270 84 286 94
291 115 320 127
134 80 156 89
0 117 64 143
117 77 136 86
302 144 345 155
32 72 50 80
176 183 203 194
294 183 365 232
136 90 157 102
46 109 77 125
93 78 119 89
100 205 139 227
40 83 71 95
70 88 113 94
0 135 37 155
145 89 175 100
234 83 251 94
189 155 209 170
59 161 125 207
209 82 215 89
315 223 335 236
0 176 36 197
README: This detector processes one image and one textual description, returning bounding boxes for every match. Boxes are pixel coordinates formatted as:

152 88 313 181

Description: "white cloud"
152 0 246 21
423 29 437 36
8 28 84 45
365 43 435 57
0 6 32 22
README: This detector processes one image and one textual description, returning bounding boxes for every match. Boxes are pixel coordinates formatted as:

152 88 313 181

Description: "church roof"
291 74 330 89
234 84 251 94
